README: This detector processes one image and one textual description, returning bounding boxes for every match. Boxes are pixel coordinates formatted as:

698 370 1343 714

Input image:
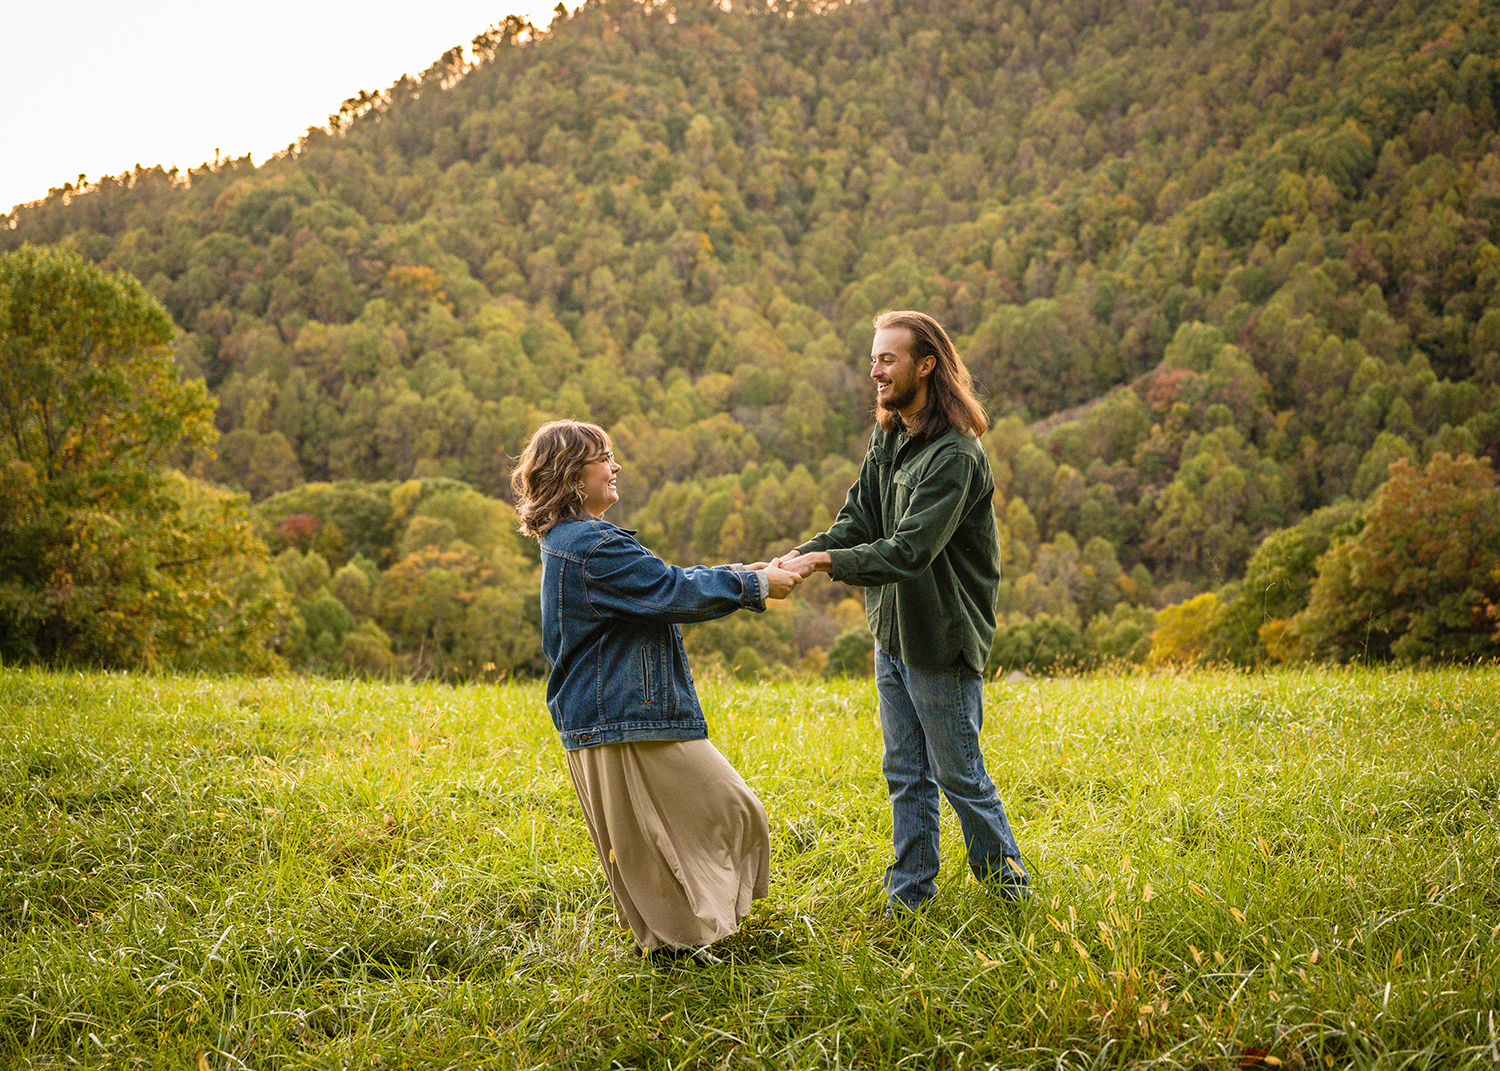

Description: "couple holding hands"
510 311 1029 960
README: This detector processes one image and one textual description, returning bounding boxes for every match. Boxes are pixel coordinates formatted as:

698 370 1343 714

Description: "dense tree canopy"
5 0 1499 674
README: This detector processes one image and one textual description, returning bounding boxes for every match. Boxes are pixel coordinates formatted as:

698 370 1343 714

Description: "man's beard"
878 379 920 412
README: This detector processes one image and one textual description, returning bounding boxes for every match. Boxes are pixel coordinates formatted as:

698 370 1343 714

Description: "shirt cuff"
825 547 855 583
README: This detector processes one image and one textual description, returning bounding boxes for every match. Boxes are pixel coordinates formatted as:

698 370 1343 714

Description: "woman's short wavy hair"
511 419 612 537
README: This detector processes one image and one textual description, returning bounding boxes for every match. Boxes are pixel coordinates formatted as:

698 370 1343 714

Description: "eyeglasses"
585 449 615 464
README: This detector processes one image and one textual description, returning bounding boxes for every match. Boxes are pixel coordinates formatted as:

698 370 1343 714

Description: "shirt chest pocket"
891 467 918 517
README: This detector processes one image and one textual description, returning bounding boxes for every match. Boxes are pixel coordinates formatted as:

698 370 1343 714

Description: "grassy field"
1 665 1497 1070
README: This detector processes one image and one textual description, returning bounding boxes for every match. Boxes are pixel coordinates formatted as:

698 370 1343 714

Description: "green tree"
1148 592 1221 668
1204 501 1361 665
377 546 491 678
0 245 281 669
1287 453 1500 663
1084 603 1156 666
987 615 1088 677
821 625 874 677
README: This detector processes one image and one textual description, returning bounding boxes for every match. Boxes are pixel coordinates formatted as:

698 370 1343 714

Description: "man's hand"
772 551 832 578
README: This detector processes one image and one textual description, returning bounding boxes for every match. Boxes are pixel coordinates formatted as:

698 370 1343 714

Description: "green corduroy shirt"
798 424 1000 675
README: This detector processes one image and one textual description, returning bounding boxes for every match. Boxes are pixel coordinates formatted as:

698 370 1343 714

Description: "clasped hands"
742 550 833 601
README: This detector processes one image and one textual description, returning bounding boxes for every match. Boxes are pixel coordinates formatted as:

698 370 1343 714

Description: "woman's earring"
575 480 587 501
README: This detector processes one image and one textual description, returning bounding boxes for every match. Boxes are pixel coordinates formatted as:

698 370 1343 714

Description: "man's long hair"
510 419 611 537
873 310 989 439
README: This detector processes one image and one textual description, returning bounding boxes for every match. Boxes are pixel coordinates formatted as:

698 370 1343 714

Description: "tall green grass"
1 666 1497 1069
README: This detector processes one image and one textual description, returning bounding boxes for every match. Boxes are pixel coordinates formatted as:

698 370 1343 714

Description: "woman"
510 419 800 959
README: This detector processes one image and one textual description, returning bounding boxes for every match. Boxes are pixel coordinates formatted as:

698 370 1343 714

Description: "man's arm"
782 453 978 586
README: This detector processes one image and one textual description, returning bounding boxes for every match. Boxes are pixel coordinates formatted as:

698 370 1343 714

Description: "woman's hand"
762 565 801 600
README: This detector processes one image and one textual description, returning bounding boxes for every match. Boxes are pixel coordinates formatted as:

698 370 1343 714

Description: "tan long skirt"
565 738 770 952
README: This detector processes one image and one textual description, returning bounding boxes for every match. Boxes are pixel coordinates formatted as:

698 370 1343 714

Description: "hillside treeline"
4 0 1500 676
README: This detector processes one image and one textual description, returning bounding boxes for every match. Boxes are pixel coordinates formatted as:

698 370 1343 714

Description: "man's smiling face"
870 325 929 417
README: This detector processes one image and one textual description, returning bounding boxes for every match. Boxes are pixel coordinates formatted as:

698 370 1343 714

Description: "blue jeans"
876 645 1029 911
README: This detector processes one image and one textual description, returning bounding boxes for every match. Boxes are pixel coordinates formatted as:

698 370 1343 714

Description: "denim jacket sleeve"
583 527 767 622
824 447 982 587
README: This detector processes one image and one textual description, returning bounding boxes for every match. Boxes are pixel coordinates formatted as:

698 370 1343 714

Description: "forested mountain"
6 0 1499 676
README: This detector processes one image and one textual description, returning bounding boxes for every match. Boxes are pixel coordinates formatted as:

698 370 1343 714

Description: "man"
777 310 1028 915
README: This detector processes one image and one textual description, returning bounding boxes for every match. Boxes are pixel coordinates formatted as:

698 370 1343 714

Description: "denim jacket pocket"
639 643 655 705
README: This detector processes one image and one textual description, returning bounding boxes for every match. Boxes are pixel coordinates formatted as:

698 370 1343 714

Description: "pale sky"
2 0 573 215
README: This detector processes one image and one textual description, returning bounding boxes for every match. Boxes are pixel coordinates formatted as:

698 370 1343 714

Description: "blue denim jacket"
538 515 767 750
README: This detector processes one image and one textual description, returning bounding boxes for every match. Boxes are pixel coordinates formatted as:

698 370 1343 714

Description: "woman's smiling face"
579 445 620 517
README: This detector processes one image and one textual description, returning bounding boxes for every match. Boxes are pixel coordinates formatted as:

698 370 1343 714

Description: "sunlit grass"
1 666 1498 1069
